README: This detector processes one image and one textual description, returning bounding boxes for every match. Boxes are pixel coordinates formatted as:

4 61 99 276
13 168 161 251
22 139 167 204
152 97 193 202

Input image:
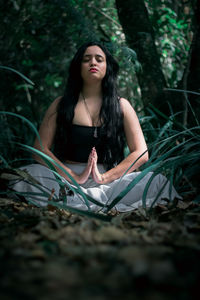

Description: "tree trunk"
115 0 166 108
185 0 200 126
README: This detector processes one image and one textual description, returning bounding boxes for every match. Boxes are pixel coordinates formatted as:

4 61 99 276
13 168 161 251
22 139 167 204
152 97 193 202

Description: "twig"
88 4 122 28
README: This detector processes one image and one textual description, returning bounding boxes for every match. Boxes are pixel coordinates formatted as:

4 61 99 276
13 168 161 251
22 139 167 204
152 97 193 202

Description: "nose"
90 57 97 66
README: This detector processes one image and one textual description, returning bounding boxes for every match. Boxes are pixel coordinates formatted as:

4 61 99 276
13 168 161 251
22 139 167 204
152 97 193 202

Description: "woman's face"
81 46 107 83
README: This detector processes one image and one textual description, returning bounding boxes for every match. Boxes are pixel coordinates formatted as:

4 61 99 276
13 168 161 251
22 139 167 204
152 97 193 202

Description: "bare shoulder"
40 96 62 127
44 96 62 117
120 97 136 116
48 96 62 112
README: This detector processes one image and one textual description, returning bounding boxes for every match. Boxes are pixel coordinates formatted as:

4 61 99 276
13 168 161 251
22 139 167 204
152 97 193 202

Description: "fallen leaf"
94 225 127 243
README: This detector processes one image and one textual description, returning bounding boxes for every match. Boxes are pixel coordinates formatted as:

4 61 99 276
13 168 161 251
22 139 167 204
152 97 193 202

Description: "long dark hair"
54 41 125 169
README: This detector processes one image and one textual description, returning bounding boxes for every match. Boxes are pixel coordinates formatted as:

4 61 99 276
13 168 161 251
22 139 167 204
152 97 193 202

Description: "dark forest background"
1 2 200 300
1 0 199 125
1 0 200 194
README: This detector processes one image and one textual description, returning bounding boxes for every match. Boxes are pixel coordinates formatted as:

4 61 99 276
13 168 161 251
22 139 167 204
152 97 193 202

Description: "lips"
89 68 98 72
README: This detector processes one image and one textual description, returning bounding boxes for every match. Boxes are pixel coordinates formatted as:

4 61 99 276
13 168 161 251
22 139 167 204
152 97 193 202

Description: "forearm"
32 148 77 183
102 150 149 184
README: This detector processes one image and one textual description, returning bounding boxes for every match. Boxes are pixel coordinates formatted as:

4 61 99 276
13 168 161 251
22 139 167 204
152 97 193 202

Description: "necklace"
82 93 99 138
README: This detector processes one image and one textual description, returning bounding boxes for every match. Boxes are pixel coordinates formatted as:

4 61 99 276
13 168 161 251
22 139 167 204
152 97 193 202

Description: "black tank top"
66 124 105 163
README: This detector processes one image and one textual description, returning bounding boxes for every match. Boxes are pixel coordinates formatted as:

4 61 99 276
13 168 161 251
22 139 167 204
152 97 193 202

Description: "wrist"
101 172 111 184
100 173 108 184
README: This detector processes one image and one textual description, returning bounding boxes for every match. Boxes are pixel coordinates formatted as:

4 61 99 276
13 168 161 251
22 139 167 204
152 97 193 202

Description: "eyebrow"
83 54 105 58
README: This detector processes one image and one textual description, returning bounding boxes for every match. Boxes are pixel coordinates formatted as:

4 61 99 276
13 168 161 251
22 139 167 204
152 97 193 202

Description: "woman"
12 42 181 211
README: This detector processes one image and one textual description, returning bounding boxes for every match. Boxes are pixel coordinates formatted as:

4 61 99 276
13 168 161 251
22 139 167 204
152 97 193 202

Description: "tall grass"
1 66 199 220
1 105 199 220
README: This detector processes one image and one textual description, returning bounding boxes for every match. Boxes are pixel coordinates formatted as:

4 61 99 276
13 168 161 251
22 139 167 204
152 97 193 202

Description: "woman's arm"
33 97 93 184
92 98 149 184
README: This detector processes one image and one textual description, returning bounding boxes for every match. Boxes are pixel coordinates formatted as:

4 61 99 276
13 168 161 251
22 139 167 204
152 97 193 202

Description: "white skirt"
11 163 181 213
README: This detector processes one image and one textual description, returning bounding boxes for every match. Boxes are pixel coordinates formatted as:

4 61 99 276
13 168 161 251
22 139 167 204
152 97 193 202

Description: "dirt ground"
0 196 200 300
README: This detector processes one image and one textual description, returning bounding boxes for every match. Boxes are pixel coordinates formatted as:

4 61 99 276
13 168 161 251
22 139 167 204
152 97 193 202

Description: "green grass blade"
0 66 35 85
149 179 168 210
149 137 172 161
165 88 200 96
0 111 43 150
106 138 192 212
105 161 161 212
9 174 59 200
122 150 148 177
148 137 194 167
142 172 159 209
169 166 175 202
19 144 88 202
106 150 148 203
19 144 104 210
47 200 112 222
49 169 106 208
149 127 200 157
148 104 186 130
0 154 9 167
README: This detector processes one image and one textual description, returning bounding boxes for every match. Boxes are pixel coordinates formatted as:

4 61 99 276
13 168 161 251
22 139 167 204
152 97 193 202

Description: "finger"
93 150 98 160
88 154 94 164
89 147 95 157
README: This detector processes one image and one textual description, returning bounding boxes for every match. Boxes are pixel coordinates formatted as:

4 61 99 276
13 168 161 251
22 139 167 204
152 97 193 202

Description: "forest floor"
0 196 200 300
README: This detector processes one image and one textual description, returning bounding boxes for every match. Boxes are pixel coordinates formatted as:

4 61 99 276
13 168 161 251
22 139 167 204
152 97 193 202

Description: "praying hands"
73 147 104 185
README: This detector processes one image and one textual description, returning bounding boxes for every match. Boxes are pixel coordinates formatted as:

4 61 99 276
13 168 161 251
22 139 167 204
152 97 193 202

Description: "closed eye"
82 54 105 63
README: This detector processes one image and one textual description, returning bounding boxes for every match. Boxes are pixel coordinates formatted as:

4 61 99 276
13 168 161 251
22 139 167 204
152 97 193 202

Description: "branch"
88 4 122 28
